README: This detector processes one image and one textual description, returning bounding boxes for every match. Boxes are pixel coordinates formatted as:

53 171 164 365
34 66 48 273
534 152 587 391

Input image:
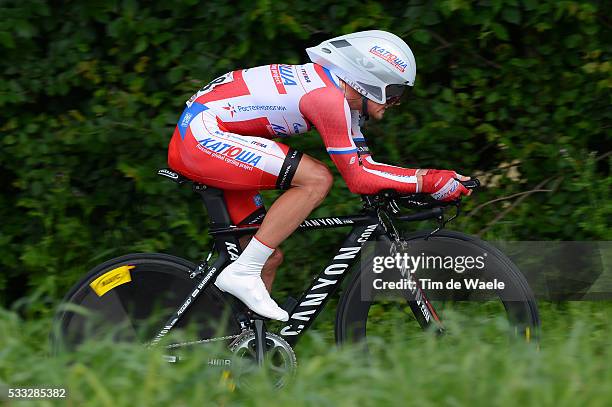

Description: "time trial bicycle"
53 168 540 387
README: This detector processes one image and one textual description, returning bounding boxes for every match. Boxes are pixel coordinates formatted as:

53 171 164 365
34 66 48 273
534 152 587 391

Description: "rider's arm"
351 116 471 200
299 86 422 195
350 122 425 177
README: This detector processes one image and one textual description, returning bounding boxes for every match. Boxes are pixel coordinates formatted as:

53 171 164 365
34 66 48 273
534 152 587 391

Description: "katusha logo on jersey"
198 137 262 166
270 64 296 94
369 46 408 73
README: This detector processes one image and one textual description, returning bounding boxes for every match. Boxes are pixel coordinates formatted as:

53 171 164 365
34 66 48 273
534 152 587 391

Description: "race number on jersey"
186 72 234 107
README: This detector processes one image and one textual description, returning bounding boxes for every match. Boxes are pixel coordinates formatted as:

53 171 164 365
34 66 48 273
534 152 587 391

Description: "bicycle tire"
335 230 540 345
52 253 240 353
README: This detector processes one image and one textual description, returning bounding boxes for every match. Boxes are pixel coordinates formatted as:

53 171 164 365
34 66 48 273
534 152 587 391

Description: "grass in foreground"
0 302 611 406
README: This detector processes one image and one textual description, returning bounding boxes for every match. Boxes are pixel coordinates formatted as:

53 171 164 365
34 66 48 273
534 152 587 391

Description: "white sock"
215 236 288 321
231 236 274 276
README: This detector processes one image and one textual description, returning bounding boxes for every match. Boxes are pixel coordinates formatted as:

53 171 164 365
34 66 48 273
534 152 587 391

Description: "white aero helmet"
306 30 416 105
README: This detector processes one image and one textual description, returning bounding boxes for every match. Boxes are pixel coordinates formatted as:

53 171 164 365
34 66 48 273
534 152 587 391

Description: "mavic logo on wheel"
225 242 240 261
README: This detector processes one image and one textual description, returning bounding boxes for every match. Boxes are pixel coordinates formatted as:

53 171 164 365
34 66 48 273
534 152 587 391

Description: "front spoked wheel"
52 253 241 354
335 230 540 345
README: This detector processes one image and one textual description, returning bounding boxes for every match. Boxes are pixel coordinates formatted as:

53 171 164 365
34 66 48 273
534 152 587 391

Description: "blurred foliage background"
0 0 610 314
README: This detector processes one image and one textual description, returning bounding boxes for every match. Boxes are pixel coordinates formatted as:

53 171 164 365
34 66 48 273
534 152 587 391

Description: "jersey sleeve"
299 86 421 195
350 114 422 181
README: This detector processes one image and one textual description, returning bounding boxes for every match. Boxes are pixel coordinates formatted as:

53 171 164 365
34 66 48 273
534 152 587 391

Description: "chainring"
229 330 297 388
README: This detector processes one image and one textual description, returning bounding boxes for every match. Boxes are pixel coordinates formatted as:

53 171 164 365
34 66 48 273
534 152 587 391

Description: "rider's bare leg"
238 155 331 289
261 249 282 292
254 154 333 247
215 155 332 320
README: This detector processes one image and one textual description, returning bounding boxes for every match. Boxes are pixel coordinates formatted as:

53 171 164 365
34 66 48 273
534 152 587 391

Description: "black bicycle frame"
150 178 445 347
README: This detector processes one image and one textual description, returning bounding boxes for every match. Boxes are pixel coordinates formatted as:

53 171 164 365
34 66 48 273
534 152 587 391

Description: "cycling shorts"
168 106 303 226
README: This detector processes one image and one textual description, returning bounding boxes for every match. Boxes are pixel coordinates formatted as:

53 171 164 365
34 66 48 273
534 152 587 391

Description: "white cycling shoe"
214 264 289 322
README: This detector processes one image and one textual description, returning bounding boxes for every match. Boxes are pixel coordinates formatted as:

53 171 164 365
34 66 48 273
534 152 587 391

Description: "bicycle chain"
165 334 241 349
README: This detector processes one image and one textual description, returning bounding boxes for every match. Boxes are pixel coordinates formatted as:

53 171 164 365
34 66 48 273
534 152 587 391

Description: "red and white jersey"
181 62 420 195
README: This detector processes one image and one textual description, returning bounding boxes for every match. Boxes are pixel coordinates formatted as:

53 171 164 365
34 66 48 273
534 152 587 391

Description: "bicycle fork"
388 238 445 334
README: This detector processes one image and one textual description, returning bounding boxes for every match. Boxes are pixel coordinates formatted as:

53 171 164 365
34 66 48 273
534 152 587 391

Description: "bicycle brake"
425 202 460 240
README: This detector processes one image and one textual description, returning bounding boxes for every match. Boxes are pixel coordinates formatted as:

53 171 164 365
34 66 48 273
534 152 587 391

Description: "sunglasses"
385 84 408 105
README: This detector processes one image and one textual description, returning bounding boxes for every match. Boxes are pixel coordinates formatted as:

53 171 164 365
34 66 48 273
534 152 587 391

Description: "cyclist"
168 30 471 321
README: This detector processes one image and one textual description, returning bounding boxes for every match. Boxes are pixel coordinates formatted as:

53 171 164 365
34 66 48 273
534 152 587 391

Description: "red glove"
423 169 462 178
421 171 470 201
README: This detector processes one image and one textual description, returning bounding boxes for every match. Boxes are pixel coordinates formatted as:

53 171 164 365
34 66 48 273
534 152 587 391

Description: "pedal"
281 296 298 314
249 311 270 321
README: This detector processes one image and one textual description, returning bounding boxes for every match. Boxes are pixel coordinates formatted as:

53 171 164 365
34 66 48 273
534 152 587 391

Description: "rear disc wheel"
52 253 240 353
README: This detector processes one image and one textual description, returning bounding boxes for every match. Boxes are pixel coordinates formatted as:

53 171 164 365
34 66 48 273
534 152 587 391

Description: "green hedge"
0 0 610 311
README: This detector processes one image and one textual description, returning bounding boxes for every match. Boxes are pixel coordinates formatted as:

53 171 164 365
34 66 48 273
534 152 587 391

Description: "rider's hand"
421 170 471 201
422 169 469 181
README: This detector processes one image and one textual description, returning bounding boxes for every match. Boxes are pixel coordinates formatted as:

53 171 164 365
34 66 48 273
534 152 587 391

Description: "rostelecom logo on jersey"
222 103 236 118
